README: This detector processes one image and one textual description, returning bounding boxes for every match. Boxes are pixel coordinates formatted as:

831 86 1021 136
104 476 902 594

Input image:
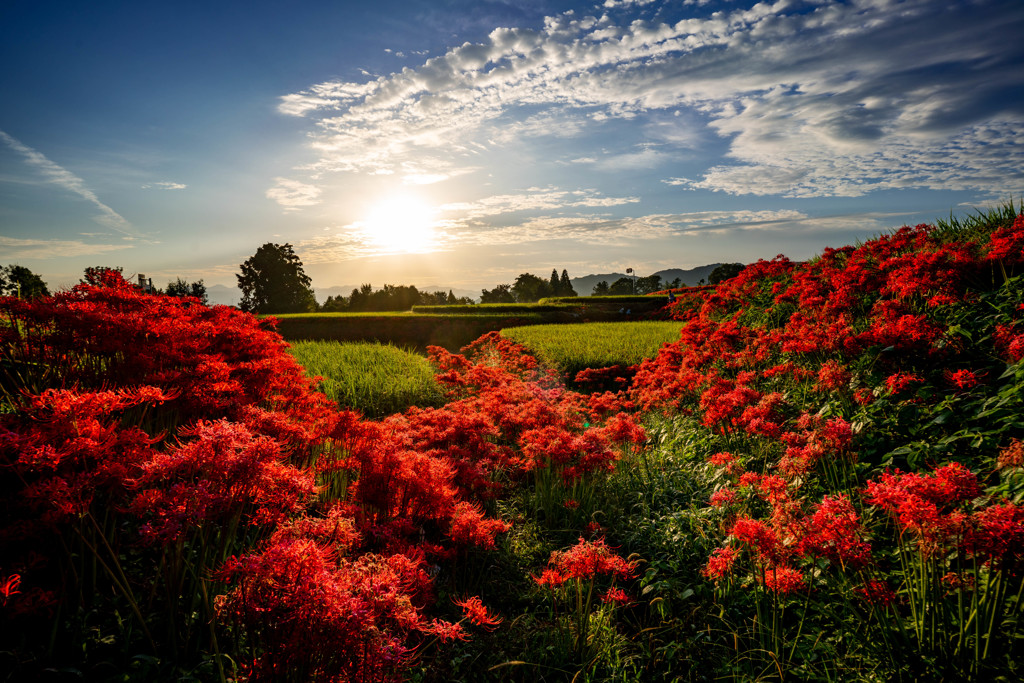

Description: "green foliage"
480 283 516 303
512 272 554 303
708 262 745 285
608 277 634 295
287 340 445 418
165 277 207 304
0 265 49 299
237 242 316 314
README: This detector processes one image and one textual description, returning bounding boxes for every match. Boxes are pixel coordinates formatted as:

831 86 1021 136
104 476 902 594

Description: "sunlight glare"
362 194 439 254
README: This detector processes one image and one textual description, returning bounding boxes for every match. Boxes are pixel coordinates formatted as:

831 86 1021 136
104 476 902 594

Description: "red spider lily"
760 564 806 595
710 488 738 508
998 439 1024 469
600 587 632 606
218 537 442 682
542 537 636 583
729 517 789 566
985 213 1024 263
702 546 740 582
798 494 872 569
965 502 1024 571
534 568 568 589
884 372 924 394
447 502 511 550
129 420 317 543
453 595 502 629
1 574 20 605
856 579 897 608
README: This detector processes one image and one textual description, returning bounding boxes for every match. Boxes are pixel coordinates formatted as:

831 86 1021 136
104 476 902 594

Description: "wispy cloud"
279 0 1023 198
439 187 639 220
0 129 140 236
0 235 134 260
265 177 322 211
142 181 187 190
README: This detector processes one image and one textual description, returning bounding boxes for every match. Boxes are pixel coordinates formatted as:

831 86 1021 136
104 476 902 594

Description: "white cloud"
0 235 134 259
439 186 639 220
278 0 1023 198
0 129 139 237
265 177 322 211
142 181 187 190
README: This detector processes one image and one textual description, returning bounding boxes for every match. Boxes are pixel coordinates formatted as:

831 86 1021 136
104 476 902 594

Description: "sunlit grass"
287 340 446 418
501 321 683 377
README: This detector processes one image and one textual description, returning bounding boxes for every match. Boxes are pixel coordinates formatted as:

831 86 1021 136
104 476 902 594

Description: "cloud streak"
0 235 134 260
0 129 140 236
279 0 1024 198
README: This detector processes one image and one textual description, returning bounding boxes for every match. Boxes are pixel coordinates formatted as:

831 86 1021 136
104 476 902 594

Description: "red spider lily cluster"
0 273 645 680
635 213 1024 674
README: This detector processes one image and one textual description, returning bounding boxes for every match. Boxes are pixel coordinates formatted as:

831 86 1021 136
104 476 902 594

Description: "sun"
361 194 439 254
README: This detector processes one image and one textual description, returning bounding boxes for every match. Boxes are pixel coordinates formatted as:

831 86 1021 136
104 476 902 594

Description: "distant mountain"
570 264 726 296
652 265 725 288
206 284 240 307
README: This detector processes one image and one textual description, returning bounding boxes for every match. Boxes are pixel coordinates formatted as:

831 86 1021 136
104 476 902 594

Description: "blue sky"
2 0 1022 299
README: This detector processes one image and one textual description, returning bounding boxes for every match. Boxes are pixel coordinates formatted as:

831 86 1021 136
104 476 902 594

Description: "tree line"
1 242 747 316
0 264 207 304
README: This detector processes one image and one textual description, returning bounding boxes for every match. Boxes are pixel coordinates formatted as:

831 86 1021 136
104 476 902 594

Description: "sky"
2 0 1022 301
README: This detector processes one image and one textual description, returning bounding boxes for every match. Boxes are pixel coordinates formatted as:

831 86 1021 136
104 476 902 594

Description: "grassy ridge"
287 340 445 418
501 320 683 379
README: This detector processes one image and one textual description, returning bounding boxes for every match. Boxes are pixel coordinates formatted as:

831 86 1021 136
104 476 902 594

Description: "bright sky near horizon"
2 0 1022 299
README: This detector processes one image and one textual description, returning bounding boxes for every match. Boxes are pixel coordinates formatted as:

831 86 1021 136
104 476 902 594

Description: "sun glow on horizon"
360 194 440 254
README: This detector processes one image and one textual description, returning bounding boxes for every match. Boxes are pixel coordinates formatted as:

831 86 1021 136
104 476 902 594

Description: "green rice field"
287 340 446 418
501 320 683 378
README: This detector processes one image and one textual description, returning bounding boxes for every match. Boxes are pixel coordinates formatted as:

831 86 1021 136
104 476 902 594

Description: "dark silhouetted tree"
0 265 49 299
591 281 610 296
82 266 125 287
237 243 316 314
608 277 634 295
558 269 577 297
708 263 746 285
166 278 208 305
511 272 553 303
635 274 662 295
549 269 560 295
480 284 515 303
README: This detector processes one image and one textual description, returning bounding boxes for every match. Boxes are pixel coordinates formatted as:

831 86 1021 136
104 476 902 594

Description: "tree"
558 269 577 297
237 243 317 314
0 265 49 298
82 266 125 287
635 274 662 295
511 272 553 303
608 277 634 295
708 263 746 285
480 284 515 304
591 281 610 296
549 269 560 295
166 278 208 305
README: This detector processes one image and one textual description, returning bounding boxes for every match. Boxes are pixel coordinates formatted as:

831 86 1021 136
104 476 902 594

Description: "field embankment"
272 298 674 350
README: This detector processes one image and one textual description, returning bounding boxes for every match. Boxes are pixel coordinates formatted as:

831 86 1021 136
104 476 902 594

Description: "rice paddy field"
287 340 446 417
501 320 684 379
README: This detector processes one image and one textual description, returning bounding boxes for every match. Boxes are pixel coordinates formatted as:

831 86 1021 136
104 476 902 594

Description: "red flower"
453 595 502 629
760 565 806 595
702 546 739 581
1 574 21 605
